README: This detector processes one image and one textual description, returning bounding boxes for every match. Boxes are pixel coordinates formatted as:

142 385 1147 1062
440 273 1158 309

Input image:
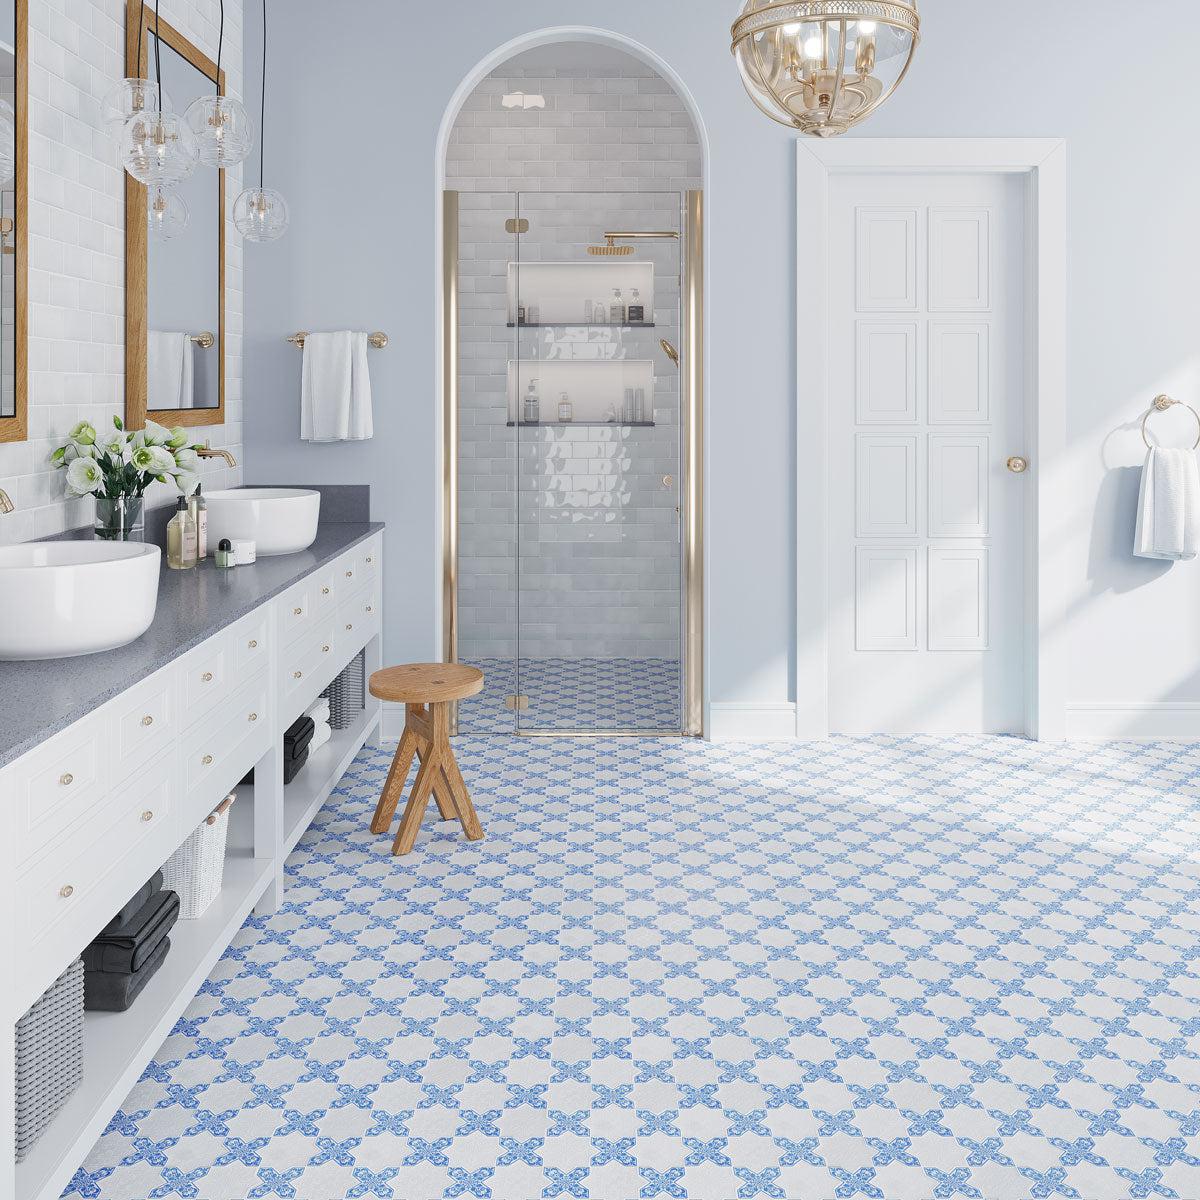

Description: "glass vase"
94 495 145 542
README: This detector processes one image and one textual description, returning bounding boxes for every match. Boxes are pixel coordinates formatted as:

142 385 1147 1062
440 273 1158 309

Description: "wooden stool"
368 663 485 856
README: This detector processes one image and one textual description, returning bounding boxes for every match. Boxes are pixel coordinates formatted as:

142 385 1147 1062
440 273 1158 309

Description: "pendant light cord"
136 0 145 85
258 0 267 188
153 0 161 112
216 0 224 99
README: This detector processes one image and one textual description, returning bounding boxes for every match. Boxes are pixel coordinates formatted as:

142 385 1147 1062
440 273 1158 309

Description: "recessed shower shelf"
506 420 655 428
506 321 656 329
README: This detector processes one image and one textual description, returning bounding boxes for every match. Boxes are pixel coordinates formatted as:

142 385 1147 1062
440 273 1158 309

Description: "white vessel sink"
205 488 321 556
0 541 161 660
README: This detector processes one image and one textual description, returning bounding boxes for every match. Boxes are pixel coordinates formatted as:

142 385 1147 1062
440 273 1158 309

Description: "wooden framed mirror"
125 1 225 429
0 0 27 444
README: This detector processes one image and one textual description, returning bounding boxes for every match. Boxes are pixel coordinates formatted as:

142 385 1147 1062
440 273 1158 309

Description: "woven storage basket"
15 957 84 1162
161 794 235 919
322 648 365 730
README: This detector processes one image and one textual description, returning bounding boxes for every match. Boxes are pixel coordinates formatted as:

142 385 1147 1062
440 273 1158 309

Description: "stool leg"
408 703 456 822
392 749 441 856
371 728 417 835
440 737 484 843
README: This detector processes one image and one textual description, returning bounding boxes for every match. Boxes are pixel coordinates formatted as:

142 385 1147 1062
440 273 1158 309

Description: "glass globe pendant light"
119 0 196 186
234 0 288 243
184 0 252 168
148 186 189 241
730 1 919 137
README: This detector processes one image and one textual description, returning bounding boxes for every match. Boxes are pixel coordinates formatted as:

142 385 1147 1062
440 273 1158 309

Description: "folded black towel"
286 720 315 760
284 714 314 745
85 890 179 974
283 743 309 785
100 871 164 936
84 935 170 1012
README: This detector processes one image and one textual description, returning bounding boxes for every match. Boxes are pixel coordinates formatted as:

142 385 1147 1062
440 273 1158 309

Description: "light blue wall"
244 1 1200 723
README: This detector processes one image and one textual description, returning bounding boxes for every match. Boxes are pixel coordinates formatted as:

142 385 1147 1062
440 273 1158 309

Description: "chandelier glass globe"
119 109 197 186
184 94 253 168
101 78 162 126
731 1 919 137
147 186 189 241
233 186 289 243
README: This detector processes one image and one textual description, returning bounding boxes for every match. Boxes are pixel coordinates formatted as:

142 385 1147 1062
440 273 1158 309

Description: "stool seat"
370 663 484 705
367 663 484 855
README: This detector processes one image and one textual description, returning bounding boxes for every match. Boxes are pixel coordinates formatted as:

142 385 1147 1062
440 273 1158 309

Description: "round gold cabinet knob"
248 712 258 722
202 672 213 682
59 884 74 899
345 623 353 631
294 670 303 679
323 644 330 653
140 810 153 822
366 556 373 564
293 607 303 616
59 772 73 786
249 639 258 649
346 570 353 578
203 754 213 765
141 714 154 726
1006 456 1029 474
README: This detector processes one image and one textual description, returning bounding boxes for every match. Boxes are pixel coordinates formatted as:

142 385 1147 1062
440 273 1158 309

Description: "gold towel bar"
287 331 389 350
1142 393 1200 450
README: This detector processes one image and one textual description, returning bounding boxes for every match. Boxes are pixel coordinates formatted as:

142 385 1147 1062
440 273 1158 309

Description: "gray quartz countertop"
0 520 384 769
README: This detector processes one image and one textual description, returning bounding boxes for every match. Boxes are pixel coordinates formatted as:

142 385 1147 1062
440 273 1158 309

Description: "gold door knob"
140 810 153 822
141 714 154 726
59 884 74 899
202 754 213 765
59 772 73 786
662 474 674 488
1006 456 1029 474
202 671 213 682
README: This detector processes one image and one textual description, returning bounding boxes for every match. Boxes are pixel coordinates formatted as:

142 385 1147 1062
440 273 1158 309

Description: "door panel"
829 173 1027 735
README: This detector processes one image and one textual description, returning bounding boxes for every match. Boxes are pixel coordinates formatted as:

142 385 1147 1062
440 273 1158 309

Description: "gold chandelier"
731 1 919 137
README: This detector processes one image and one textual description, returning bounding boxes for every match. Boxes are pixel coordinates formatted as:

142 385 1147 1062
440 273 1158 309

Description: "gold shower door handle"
1006 456 1029 474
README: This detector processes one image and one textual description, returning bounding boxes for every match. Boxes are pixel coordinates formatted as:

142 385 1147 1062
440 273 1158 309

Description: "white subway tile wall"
448 60 700 682
0 0 244 545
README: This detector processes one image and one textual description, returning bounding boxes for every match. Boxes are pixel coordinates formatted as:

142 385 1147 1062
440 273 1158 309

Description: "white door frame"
796 138 1067 741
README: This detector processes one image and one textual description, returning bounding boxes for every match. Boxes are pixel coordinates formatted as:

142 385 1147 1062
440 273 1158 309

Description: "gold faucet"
0 488 13 514
196 442 237 468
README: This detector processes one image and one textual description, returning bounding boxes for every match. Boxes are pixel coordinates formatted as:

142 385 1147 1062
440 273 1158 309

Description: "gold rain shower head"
587 236 635 257
587 230 680 256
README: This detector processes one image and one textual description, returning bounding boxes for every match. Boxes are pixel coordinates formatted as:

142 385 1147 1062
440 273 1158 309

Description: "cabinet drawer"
16 757 178 1011
180 630 234 718
281 629 332 705
235 608 271 673
359 540 380 581
279 579 314 644
312 565 339 616
11 718 107 867
183 672 270 798
110 666 178 780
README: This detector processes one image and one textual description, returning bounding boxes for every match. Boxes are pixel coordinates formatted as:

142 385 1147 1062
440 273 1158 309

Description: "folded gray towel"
100 871 164 935
84 890 179 974
84 936 170 1012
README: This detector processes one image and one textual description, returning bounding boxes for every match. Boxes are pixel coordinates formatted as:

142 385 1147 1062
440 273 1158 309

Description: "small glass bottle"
623 387 635 423
187 481 207 560
167 496 197 570
628 288 645 323
558 392 573 422
523 378 540 424
593 300 607 323
215 538 234 568
609 288 625 324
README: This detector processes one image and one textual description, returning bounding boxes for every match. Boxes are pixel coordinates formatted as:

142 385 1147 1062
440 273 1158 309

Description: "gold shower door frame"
441 189 704 738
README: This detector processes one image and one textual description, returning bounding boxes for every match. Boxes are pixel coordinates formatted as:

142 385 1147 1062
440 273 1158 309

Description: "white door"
827 172 1028 734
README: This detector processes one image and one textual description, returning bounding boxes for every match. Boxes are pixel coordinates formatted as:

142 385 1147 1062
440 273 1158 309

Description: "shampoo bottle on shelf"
609 288 626 324
524 378 540 424
558 392 573 422
628 288 645 323
167 496 197 570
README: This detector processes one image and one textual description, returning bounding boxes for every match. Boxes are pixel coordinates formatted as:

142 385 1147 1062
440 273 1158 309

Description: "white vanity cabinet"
1 530 384 1200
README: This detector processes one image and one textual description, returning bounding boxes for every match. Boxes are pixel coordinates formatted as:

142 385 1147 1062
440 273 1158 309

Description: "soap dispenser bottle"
628 288 645 323
167 496 198 570
609 288 626 324
187 482 208 560
523 378 540 424
558 392 573 422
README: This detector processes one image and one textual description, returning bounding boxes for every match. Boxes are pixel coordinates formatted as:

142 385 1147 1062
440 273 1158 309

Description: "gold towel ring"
1142 394 1200 450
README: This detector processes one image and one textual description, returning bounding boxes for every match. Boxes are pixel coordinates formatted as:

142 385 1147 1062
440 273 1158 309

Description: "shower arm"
602 231 680 242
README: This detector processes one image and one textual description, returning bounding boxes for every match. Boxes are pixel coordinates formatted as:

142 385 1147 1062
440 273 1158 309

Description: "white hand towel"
309 720 331 754
1134 447 1200 560
300 331 373 441
306 697 330 724
147 331 193 409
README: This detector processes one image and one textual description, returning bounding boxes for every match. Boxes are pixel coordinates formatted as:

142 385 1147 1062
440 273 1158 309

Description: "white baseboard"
1064 702 1200 741
708 701 798 742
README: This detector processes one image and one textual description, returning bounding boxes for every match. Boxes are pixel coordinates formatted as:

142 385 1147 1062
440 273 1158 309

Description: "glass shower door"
513 192 685 734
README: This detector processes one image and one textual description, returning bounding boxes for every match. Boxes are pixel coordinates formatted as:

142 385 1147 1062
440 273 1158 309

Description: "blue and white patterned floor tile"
458 658 682 733
67 735 1200 1199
